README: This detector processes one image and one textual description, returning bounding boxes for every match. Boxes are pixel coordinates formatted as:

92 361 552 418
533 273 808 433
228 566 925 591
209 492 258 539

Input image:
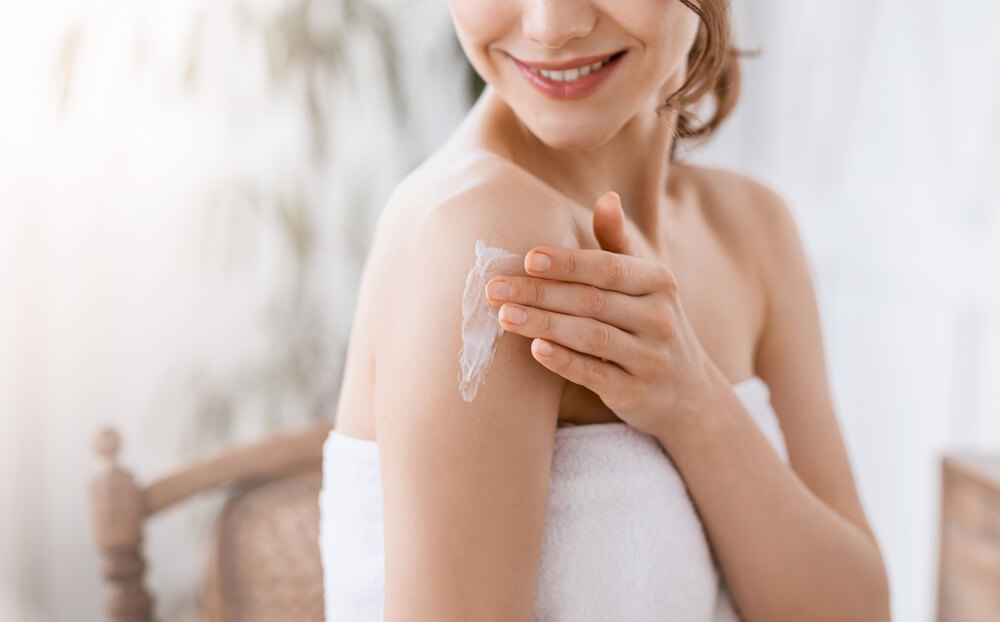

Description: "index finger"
524 246 664 296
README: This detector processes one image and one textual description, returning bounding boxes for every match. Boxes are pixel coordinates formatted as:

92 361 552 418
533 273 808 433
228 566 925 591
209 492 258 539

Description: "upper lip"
511 50 624 71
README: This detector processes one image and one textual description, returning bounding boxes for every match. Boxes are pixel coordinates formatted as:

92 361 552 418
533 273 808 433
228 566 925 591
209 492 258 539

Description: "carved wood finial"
89 426 154 622
94 427 121 466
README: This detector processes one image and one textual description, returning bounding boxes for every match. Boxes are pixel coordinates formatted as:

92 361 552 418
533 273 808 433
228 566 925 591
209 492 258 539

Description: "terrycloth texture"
319 375 788 621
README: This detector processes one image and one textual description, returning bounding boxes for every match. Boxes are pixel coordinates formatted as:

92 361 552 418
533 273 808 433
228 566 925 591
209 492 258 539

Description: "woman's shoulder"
356 147 582 333
674 161 797 264
676 162 790 223
380 147 581 256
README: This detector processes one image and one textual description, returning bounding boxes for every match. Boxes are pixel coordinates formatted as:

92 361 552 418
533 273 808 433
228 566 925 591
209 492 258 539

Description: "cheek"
449 0 515 60
630 11 699 93
449 0 521 86
599 0 700 92
656 5 701 71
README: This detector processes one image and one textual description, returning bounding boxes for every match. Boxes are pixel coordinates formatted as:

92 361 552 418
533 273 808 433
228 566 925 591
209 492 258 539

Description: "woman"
319 0 892 620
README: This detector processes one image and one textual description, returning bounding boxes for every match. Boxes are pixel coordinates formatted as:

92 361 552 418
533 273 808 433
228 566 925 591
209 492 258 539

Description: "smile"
511 51 627 100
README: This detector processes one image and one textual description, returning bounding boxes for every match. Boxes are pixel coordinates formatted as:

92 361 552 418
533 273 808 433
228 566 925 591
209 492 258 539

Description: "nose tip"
522 2 596 50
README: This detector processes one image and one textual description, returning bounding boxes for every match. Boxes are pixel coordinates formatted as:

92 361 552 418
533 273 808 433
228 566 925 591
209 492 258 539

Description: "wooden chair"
88 423 334 622
936 452 1000 622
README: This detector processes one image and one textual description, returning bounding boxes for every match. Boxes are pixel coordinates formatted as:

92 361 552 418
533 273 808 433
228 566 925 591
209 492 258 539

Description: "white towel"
320 376 788 621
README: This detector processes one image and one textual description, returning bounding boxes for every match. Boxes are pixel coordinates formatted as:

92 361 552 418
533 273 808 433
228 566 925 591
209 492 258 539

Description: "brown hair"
660 0 751 156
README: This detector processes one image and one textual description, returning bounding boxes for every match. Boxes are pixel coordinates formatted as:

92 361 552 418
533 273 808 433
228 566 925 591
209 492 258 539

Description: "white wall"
689 2 1000 621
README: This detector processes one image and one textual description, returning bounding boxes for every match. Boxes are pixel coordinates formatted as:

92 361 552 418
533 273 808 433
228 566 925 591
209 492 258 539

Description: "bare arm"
375 184 576 621
653 180 891 622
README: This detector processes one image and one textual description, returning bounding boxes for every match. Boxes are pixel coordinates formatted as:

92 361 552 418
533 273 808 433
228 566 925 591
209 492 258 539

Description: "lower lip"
512 52 625 100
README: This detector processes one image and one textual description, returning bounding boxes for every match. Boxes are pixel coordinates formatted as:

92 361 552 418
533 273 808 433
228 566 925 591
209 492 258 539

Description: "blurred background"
1 0 998 621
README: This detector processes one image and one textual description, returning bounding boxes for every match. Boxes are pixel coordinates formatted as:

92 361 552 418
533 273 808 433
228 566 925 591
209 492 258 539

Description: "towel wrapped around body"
319 376 788 621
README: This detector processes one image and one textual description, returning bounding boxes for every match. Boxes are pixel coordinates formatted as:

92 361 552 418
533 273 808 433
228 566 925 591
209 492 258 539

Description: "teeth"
534 56 613 82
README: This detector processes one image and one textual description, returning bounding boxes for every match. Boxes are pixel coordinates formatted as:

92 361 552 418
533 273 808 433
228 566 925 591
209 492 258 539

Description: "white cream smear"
459 240 524 402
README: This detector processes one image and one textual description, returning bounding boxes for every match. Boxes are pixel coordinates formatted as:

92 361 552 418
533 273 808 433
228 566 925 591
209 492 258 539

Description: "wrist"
652 360 730 451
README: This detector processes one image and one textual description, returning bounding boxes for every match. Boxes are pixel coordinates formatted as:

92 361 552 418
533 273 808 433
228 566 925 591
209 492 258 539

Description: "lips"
512 50 626 100
512 50 626 71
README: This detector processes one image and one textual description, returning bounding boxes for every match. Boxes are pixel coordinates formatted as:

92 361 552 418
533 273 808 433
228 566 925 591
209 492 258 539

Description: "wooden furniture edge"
88 422 334 622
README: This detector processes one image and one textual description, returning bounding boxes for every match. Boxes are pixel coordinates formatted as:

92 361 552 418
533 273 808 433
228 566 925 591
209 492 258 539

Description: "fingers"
497 302 643 375
523 246 673 296
592 191 633 255
529 337 633 399
486 275 645 335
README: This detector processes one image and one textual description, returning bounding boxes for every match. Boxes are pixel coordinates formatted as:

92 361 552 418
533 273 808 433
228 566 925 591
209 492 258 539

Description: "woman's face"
448 0 700 150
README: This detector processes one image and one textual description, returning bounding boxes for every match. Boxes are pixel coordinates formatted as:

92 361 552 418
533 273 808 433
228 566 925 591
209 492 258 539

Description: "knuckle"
649 307 674 338
658 315 676 339
589 323 611 350
638 302 668 339
565 252 578 277
659 266 679 295
528 280 545 306
582 286 607 315
541 310 554 334
606 258 629 286
645 346 669 370
584 356 607 385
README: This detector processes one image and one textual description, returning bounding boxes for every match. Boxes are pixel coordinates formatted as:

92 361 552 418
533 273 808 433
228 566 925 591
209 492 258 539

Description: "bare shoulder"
386 149 581 251
360 149 581 336
674 162 803 357
677 163 813 353
676 161 787 205
675 162 796 266
676 162 817 390
375 149 582 398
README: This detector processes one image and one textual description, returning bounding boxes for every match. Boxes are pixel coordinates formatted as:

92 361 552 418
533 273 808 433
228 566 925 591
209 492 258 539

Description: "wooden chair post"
87 422 332 621
88 428 154 622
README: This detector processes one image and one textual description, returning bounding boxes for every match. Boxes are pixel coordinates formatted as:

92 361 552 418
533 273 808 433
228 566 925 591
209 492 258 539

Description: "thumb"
593 191 633 255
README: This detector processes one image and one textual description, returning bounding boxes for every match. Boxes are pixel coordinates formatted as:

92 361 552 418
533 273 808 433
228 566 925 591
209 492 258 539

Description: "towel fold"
320 376 787 621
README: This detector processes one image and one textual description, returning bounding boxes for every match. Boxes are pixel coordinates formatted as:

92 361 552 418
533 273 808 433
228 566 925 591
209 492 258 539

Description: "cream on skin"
458 240 524 401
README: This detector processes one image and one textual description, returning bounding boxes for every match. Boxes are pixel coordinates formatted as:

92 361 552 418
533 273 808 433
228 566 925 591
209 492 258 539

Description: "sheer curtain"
690 2 1000 621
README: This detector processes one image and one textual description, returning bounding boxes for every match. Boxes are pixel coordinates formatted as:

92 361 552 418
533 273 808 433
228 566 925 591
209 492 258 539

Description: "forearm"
653 369 891 622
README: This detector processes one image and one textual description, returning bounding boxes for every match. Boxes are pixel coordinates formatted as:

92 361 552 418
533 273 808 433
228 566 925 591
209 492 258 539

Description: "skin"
331 1 892 620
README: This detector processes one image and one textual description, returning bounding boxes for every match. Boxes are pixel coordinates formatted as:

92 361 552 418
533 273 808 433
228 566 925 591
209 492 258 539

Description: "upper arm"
374 181 575 621
749 181 881 548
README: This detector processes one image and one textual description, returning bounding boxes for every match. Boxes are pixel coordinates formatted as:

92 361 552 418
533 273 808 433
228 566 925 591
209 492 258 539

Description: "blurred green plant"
178 0 397 451
51 0 485 455
178 0 410 453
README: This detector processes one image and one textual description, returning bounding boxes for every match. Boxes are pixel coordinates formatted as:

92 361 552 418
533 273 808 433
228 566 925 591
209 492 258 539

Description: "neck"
481 84 684 249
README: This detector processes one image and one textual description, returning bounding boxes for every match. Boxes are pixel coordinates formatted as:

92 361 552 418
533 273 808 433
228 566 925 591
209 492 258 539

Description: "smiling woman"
450 0 741 150
320 0 890 620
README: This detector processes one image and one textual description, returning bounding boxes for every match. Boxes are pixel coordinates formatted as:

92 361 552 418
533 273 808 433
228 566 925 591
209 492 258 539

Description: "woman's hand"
485 191 718 438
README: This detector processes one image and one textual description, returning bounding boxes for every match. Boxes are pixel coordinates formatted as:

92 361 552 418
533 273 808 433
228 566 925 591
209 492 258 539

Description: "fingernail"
527 252 551 273
499 304 526 325
533 339 554 357
486 279 513 301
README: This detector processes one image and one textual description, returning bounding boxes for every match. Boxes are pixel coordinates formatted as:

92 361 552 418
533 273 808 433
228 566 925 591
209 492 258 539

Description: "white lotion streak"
459 240 524 402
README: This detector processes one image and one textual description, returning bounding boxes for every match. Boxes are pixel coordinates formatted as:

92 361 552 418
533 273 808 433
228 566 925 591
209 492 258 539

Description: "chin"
520 114 620 151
